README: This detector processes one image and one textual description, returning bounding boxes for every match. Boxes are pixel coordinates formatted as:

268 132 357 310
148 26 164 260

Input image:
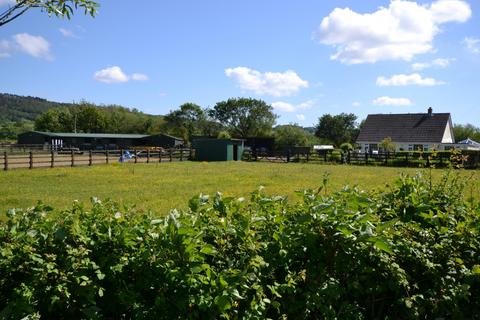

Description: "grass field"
1 161 479 216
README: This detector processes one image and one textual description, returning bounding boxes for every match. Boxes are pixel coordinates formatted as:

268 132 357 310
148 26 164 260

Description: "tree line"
3 93 480 148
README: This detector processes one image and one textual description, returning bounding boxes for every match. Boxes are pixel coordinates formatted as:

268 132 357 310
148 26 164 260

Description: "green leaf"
373 240 393 255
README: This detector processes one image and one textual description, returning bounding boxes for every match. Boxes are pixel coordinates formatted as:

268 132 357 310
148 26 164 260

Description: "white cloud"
352 101 361 107
430 0 471 23
131 73 149 81
373 96 412 106
316 0 471 64
376 73 444 86
59 28 77 38
13 33 52 60
225 67 309 97
93 67 149 84
411 57 455 70
296 114 306 121
464 37 480 54
271 100 314 113
94 66 129 83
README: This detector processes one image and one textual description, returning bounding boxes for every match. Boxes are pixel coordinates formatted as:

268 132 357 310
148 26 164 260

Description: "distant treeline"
1 93 480 147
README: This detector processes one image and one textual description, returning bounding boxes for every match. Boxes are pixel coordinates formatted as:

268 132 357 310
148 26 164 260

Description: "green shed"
193 138 244 161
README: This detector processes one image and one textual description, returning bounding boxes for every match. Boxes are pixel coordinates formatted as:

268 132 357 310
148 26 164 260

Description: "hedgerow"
0 172 479 319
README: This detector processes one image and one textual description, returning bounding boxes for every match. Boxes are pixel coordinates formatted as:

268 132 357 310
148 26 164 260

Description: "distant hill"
0 93 72 122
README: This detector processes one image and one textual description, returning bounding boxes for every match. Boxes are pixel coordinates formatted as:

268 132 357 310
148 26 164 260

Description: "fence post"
51 151 55 168
159 149 162 163
306 150 310 162
189 148 192 160
71 150 75 167
287 150 290 163
169 149 173 162
29 151 33 169
365 152 369 165
3 152 7 171
405 153 408 166
134 149 138 164
147 149 150 163
324 152 327 162
106 150 109 164
89 150 93 166
347 150 351 164
180 149 183 161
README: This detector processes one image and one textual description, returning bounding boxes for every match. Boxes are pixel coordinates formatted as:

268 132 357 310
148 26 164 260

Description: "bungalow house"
356 107 455 152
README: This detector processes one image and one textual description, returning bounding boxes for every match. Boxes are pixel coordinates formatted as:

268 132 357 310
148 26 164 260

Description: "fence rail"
1 148 193 171
243 149 480 169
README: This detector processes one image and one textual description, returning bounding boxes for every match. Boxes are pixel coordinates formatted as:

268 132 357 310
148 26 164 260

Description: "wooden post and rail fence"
2 145 480 171
1 148 193 171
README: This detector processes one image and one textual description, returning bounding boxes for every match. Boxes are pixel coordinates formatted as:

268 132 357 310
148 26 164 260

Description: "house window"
369 144 378 151
423 145 429 151
408 145 413 151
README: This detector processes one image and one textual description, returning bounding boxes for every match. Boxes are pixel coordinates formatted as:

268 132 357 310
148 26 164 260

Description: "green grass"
1 162 479 216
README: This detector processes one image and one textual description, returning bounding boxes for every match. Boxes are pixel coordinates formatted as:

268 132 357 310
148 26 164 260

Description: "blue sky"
1 0 480 127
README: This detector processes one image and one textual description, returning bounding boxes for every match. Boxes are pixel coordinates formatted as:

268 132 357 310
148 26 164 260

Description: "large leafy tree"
453 123 480 142
209 98 277 138
0 0 99 27
34 107 72 132
315 113 358 146
75 103 107 133
274 124 318 148
164 103 208 141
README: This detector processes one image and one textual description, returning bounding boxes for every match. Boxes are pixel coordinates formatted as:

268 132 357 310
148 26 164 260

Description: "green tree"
164 103 207 141
315 113 358 146
209 98 277 138
379 137 396 153
339 142 353 153
34 108 66 132
0 0 99 27
75 103 107 133
274 124 317 148
453 124 480 142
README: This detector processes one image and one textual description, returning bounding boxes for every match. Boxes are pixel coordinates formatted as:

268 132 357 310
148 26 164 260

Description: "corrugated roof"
356 112 451 143
32 131 149 139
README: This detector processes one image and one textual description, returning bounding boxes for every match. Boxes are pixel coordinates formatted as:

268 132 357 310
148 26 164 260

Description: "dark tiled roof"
356 112 451 143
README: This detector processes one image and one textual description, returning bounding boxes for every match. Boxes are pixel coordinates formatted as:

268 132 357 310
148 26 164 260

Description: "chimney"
427 107 432 116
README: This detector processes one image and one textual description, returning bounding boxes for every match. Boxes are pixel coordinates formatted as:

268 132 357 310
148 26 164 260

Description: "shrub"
0 173 479 319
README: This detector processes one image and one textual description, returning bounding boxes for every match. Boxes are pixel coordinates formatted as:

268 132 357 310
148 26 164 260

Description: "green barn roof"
31 131 149 139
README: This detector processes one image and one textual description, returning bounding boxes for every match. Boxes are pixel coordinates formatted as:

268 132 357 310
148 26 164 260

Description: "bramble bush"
1 172 479 319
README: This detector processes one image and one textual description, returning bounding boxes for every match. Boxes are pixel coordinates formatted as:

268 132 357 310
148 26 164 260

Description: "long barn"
17 131 184 150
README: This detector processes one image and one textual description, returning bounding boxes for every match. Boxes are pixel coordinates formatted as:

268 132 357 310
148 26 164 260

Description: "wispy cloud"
464 37 480 54
225 67 308 97
59 28 78 38
296 114 306 121
131 73 149 81
376 73 444 86
271 100 315 113
8 33 53 60
373 96 412 106
315 0 471 64
411 58 455 71
93 66 149 84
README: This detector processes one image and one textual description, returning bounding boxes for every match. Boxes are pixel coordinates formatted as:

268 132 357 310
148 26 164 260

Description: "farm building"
356 107 455 152
192 138 244 161
17 131 183 150
244 137 275 153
